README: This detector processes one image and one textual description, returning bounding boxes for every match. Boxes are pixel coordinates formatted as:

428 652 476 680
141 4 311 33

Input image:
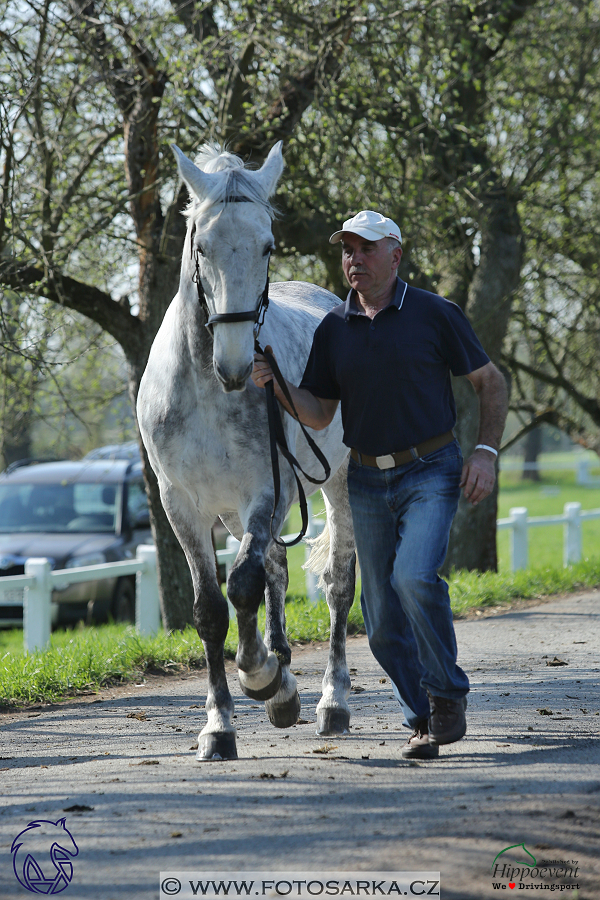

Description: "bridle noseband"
189 202 330 546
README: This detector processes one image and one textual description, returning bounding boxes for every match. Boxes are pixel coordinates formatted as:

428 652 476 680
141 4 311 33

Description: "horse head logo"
491 842 537 871
11 818 79 894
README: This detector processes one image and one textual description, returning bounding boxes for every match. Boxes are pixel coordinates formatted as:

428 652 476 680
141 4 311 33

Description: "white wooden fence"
498 502 600 571
0 545 160 654
0 503 326 654
2 499 598 653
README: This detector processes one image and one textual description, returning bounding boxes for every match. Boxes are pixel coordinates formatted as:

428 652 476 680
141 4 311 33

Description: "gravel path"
1 591 599 899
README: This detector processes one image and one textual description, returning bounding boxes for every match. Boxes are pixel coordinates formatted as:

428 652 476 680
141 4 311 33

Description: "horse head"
173 142 284 392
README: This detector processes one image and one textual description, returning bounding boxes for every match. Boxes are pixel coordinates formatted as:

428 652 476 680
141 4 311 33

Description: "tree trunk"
443 193 523 573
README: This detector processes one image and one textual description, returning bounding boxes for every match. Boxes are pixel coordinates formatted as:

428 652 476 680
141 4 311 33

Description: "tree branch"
0 260 144 358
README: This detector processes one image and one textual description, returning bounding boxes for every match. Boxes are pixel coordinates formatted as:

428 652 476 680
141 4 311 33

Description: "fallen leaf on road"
546 657 568 666
63 805 93 812
537 708 553 716
126 712 147 721
351 686 365 693
313 744 337 754
130 760 160 766
171 831 183 838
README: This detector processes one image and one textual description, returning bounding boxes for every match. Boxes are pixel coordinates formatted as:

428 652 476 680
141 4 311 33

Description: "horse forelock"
184 144 275 221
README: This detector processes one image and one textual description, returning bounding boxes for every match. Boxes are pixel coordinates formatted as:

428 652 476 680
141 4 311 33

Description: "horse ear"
255 141 284 197
172 145 220 200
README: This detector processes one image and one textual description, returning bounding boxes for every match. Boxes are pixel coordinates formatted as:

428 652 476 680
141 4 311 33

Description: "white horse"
137 142 356 761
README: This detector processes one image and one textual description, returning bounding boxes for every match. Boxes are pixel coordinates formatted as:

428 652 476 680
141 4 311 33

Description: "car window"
126 480 149 526
0 482 119 533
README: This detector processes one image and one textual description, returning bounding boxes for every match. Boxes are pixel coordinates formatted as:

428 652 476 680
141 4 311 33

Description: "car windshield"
0 481 120 533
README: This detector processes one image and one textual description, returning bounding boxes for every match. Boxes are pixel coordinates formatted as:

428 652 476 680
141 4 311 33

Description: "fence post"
509 507 529 571
135 545 161 635
576 459 590 486
305 496 325 605
23 558 52 653
563 502 582 566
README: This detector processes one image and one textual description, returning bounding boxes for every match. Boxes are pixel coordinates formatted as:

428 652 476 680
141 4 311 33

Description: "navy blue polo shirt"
299 278 490 456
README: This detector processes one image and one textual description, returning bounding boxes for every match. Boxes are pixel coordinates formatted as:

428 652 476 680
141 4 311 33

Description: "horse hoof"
238 652 282 701
266 690 301 728
316 708 350 736
196 732 238 761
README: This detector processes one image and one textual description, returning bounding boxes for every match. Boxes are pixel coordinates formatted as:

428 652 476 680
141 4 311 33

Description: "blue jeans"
347 440 469 729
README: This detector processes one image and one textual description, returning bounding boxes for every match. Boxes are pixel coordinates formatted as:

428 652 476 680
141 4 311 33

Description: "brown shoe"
401 721 439 760
427 693 467 746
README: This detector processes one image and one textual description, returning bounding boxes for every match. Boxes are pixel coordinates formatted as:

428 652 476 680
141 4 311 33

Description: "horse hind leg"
263 541 301 728
314 465 356 736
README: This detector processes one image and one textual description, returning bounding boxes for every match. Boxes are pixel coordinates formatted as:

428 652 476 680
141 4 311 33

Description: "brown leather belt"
350 430 455 470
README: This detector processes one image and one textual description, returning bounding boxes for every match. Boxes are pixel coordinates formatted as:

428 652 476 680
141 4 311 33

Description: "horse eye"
196 244 205 256
263 245 274 257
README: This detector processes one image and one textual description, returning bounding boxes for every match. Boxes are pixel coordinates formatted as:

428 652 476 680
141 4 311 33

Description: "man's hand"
252 344 338 430
460 448 497 506
252 345 275 389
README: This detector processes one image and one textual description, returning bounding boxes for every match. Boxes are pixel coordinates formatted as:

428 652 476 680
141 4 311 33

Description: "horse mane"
185 144 276 219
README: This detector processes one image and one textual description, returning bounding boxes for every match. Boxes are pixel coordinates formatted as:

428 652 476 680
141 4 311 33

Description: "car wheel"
112 577 135 623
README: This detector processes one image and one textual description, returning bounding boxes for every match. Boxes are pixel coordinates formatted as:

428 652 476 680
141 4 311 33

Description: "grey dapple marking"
137 142 356 760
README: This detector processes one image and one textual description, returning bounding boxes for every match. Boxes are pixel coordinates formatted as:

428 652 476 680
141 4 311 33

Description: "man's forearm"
272 379 334 430
476 367 508 449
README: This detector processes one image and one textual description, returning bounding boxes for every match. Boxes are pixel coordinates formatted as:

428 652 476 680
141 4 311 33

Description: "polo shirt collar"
344 277 408 321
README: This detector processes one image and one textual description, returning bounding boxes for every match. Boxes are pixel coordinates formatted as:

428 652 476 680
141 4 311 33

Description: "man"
252 209 508 760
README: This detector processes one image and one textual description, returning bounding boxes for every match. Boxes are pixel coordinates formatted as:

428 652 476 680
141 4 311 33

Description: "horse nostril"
213 360 253 392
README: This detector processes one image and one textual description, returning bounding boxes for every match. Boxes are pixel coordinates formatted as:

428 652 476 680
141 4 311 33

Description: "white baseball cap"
329 209 402 245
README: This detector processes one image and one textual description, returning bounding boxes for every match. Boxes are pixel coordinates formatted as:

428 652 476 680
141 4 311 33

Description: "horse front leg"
263 541 301 728
192 542 238 761
226 497 286 702
316 466 356 736
160 487 237 761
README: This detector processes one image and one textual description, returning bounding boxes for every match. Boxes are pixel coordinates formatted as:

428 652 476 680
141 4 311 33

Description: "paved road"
1 592 599 900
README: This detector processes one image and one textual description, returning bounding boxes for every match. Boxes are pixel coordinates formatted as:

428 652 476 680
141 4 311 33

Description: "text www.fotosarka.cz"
159 873 441 899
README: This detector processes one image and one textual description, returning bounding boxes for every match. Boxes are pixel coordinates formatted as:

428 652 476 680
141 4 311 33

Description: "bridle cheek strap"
189 221 330 547
190 222 269 336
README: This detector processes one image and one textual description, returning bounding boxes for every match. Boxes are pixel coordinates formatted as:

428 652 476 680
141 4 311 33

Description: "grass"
2 458 600 707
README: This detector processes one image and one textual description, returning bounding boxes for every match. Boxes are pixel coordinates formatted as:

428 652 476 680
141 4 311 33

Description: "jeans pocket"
420 440 463 466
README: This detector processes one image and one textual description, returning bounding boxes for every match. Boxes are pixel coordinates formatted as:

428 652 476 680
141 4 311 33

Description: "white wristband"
475 444 498 457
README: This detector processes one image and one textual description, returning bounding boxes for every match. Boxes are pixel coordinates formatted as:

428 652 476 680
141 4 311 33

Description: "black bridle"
190 216 331 547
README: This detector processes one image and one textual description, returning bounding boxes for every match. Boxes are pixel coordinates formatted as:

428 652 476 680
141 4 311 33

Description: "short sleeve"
440 301 490 376
299 319 341 400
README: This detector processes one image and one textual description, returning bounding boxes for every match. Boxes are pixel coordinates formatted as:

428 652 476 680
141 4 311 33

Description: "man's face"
340 232 402 298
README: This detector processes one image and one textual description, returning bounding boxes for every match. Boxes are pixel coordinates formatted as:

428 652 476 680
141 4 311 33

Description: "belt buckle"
376 454 396 470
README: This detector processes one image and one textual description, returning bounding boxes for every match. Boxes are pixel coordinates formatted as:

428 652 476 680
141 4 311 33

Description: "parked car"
0 458 152 627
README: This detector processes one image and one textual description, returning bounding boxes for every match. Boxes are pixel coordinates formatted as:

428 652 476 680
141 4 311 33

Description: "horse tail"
303 519 331 591
303 519 360 591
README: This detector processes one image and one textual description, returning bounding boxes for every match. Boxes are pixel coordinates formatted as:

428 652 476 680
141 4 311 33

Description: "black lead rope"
256 341 331 547
190 221 331 547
